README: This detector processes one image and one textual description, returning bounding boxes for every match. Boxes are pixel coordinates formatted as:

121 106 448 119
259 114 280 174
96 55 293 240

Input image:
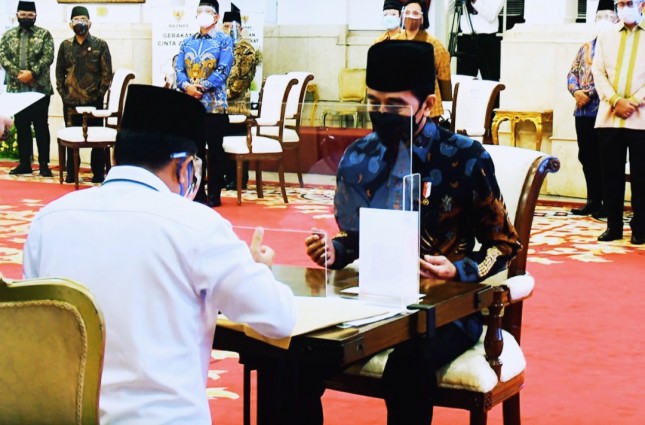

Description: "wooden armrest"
484 286 504 380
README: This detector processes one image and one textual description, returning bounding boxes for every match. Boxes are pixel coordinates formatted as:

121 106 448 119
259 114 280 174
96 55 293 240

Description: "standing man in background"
592 0 645 244
0 1 54 177
447 0 504 80
566 0 618 219
176 0 234 207
56 6 113 184
374 0 404 43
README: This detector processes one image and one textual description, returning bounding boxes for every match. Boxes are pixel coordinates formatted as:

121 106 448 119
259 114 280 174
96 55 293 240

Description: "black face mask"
73 23 89 36
18 18 35 29
369 109 424 149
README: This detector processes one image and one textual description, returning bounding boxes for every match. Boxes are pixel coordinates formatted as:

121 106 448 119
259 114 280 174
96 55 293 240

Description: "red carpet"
2 166 645 424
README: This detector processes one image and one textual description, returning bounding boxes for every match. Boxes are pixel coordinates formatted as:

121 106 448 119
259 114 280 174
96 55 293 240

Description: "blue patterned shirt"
567 39 600 118
332 120 520 283
176 29 233 114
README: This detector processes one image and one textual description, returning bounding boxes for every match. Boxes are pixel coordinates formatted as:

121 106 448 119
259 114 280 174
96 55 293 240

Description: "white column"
524 0 578 24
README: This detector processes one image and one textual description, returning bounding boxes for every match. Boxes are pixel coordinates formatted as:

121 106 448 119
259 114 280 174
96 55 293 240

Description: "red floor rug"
2 164 645 424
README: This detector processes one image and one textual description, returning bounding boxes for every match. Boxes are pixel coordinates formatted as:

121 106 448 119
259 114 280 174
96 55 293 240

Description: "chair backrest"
483 145 560 277
105 68 136 128
285 71 314 120
257 74 298 125
0 276 105 424
451 80 504 144
339 68 366 103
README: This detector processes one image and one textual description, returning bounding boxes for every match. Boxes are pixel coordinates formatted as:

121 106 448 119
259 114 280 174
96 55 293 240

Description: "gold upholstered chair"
324 145 560 425
321 68 367 127
0 275 105 424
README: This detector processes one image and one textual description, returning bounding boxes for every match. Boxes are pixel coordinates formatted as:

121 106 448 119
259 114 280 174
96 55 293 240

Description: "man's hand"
185 84 204 99
614 98 638 120
304 228 335 267
419 255 457 281
17 70 34 85
573 90 591 108
0 115 14 141
249 227 275 267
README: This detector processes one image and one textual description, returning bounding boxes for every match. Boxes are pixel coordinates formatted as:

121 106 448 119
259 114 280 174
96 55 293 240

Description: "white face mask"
196 12 214 28
382 15 400 30
617 4 643 25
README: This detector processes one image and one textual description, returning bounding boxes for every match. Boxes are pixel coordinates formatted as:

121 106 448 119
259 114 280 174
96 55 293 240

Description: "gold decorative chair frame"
0 276 105 424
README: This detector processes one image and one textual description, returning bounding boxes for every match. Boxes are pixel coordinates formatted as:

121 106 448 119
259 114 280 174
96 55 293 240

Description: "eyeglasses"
71 18 89 24
171 152 202 199
615 1 641 8
17 12 36 19
383 10 400 17
402 9 424 18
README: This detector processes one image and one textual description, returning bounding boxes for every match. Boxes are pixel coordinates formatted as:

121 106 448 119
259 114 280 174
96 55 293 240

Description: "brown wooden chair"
222 74 298 205
256 71 314 188
323 144 560 425
451 79 505 145
57 68 135 189
0 275 105 424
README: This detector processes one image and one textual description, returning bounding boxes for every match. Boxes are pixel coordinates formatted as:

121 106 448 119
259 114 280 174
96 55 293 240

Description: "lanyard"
101 178 160 192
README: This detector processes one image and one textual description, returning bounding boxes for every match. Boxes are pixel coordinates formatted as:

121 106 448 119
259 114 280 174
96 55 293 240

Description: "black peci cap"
366 40 435 93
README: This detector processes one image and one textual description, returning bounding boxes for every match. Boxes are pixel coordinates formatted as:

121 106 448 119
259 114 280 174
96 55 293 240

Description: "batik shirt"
0 25 54 95
226 39 259 115
55 34 113 106
567 39 600 118
176 29 234 114
332 120 520 283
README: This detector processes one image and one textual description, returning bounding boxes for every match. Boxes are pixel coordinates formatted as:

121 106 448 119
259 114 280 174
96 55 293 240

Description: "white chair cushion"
223 135 283 154
257 126 300 143
229 114 247 124
344 326 526 393
57 126 117 143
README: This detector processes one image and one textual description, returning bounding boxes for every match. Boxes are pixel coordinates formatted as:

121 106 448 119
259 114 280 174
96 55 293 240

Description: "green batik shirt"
0 25 54 95
55 34 112 106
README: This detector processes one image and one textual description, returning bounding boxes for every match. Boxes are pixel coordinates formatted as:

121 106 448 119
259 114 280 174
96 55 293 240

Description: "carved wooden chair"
451 79 505 145
222 74 298 205
255 71 314 188
0 275 105 424
323 144 560 425
57 68 135 189
321 68 367 127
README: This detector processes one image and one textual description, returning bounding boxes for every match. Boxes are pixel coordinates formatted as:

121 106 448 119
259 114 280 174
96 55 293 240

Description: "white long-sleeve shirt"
23 165 296 425
447 0 504 35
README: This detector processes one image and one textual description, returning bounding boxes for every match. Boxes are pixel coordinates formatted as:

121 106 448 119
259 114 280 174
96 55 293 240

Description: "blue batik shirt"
333 120 520 283
176 29 233 114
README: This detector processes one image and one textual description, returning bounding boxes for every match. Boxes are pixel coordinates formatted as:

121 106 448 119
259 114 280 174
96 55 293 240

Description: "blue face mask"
382 14 400 30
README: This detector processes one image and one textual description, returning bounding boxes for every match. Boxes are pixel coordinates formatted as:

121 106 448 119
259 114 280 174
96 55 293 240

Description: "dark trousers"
382 323 478 425
223 121 249 187
597 127 645 235
63 101 106 179
13 95 51 168
195 113 229 203
456 33 501 81
575 116 603 207
254 323 477 425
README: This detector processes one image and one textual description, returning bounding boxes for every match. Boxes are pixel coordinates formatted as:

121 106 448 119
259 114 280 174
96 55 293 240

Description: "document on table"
217 296 394 349
0 92 45 116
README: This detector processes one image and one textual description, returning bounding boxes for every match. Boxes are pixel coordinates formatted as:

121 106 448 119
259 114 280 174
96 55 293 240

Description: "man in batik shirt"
55 6 113 184
0 1 54 177
303 40 520 425
176 0 233 207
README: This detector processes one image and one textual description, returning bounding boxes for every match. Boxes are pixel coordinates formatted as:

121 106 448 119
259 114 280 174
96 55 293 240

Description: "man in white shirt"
447 0 504 80
23 84 297 424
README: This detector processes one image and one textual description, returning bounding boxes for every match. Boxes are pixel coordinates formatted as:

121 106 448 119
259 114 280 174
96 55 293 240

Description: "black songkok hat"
70 6 90 19
383 0 402 12
597 0 615 12
199 0 219 13
367 40 435 93
17 1 36 12
223 8 241 23
116 85 205 163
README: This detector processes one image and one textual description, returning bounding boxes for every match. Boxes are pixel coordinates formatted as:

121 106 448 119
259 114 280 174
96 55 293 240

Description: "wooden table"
491 109 553 151
213 265 494 424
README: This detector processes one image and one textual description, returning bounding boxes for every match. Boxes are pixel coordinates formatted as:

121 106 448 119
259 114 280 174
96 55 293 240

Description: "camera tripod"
448 0 476 58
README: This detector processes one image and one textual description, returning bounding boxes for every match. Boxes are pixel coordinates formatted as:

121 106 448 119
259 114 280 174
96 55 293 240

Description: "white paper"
359 208 420 307
0 92 45 116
